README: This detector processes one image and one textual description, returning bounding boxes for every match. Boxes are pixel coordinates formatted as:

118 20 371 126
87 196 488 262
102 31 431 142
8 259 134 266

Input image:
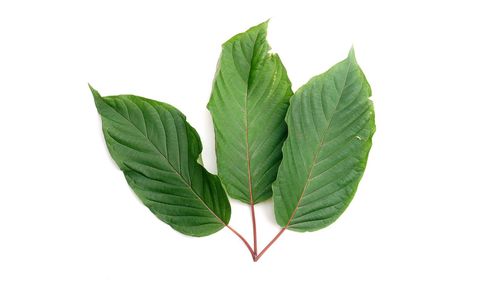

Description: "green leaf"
90 86 231 237
272 49 375 232
207 21 293 204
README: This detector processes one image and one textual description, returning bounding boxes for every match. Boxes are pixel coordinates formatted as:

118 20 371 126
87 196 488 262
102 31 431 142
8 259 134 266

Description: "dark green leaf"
91 86 231 237
273 49 375 232
207 21 293 204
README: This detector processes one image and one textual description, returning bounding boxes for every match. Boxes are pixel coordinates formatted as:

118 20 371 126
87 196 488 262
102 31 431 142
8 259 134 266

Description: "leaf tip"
88 83 99 97
256 19 270 30
249 19 270 34
221 20 269 48
88 84 105 108
348 46 357 62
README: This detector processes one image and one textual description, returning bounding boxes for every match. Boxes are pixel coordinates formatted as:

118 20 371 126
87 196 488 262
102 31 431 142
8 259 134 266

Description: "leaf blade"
207 21 293 204
273 49 375 232
91 86 231 237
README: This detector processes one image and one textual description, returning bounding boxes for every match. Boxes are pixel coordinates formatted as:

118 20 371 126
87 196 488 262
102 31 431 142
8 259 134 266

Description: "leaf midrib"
243 34 264 204
244 89 254 204
105 98 226 225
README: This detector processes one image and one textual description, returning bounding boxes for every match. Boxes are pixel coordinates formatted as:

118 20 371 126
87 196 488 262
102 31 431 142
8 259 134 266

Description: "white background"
1 0 499 280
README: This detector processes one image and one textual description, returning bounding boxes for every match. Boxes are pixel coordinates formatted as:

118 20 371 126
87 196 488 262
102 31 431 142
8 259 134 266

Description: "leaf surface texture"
208 21 293 204
91 87 231 237
273 49 375 232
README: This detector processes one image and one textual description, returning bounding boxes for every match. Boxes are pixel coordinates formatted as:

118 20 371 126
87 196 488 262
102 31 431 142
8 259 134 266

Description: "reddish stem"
226 225 255 259
254 228 286 261
250 203 257 255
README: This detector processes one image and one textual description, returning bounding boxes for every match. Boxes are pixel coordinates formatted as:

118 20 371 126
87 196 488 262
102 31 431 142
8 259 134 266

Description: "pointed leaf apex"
88 83 100 97
88 84 105 109
250 20 269 34
348 46 357 62
222 20 269 47
256 19 270 30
